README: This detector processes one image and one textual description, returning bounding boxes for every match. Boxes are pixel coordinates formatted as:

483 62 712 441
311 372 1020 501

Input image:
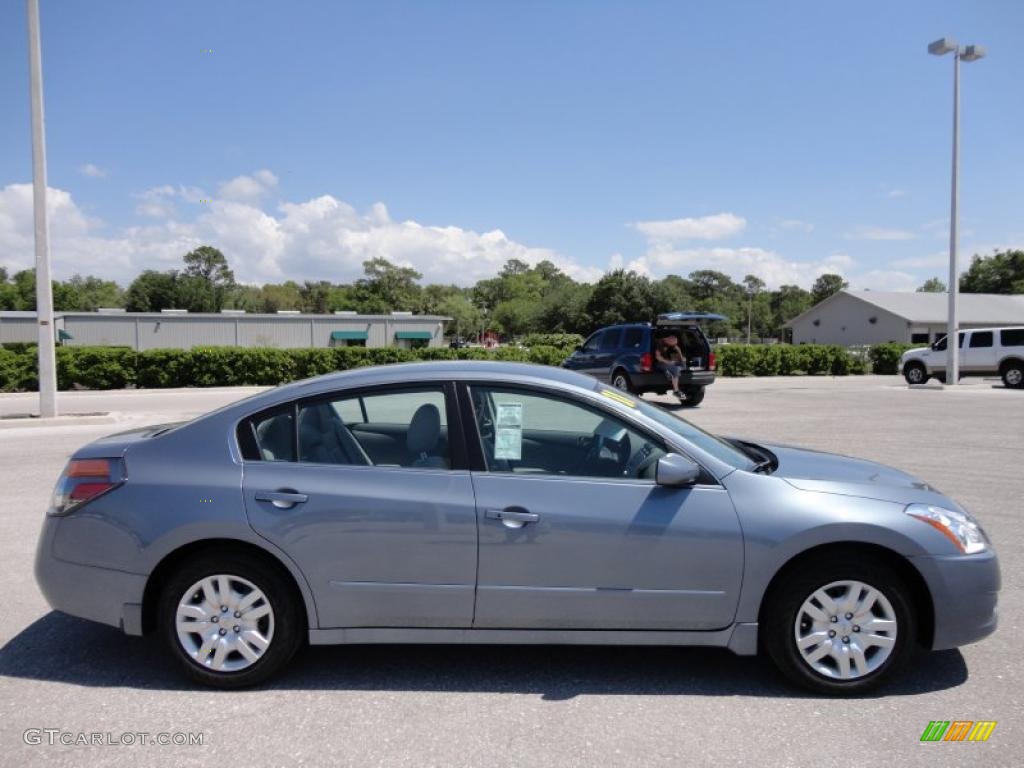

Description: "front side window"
933 332 965 351
581 332 603 352
969 331 993 348
469 386 667 480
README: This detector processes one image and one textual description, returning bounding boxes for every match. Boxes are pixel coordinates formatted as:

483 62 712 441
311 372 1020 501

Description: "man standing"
655 334 687 400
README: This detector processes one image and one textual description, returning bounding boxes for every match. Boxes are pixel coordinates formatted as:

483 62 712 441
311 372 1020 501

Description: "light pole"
26 0 58 416
928 37 985 386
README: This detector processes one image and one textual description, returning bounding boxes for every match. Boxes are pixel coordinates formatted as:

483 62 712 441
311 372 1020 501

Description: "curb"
0 414 117 430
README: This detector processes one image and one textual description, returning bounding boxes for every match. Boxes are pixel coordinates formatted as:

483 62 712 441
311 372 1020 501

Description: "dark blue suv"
562 313 722 406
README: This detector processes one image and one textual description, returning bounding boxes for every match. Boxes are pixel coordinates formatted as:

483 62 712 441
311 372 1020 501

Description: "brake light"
640 352 653 372
50 458 125 516
709 351 716 371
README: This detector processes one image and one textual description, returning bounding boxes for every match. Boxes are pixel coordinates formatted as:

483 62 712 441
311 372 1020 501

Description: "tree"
810 273 848 305
179 246 235 312
259 281 303 313
742 275 767 343
354 257 423 313
584 270 662 330
124 270 180 312
771 284 812 338
959 249 1024 294
438 293 483 338
917 277 946 293
299 280 334 314
492 297 541 337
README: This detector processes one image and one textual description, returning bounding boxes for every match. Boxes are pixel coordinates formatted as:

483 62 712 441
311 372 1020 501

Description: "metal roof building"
785 290 1024 346
0 310 450 351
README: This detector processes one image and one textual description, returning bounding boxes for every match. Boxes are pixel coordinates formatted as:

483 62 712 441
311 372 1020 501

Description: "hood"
765 443 956 507
901 346 929 359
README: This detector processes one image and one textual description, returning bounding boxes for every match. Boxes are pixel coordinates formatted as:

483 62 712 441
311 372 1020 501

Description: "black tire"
610 369 633 393
763 555 917 695
1001 360 1024 389
158 551 304 689
680 386 705 407
903 362 928 385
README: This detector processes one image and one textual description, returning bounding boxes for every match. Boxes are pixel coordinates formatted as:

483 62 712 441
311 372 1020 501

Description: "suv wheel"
159 552 303 688
1002 360 1024 389
611 369 633 393
903 362 928 385
680 386 705 407
764 556 916 695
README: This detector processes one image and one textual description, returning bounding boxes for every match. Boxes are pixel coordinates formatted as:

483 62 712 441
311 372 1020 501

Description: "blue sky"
1 0 1021 290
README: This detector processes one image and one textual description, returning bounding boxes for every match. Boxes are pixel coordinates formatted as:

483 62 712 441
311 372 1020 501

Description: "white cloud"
886 188 906 198
847 226 917 241
218 170 278 203
633 212 746 242
78 163 108 179
0 180 601 287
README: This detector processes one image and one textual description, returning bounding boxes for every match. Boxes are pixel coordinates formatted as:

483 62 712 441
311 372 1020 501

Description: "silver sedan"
34 361 999 694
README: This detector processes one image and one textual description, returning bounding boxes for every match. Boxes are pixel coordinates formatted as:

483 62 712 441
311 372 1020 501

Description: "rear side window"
242 407 295 462
623 328 645 349
969 331 993 348
1001 329 1024 347
600 328 622 350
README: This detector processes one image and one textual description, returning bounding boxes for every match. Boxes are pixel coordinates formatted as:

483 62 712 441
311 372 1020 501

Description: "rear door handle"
254 490 309 509
485 508 539 528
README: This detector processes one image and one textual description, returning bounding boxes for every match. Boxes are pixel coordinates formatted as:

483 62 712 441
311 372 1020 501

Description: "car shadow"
0 612 968 699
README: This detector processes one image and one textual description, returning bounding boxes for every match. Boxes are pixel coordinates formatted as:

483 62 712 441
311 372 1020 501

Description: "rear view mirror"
655 453 701 487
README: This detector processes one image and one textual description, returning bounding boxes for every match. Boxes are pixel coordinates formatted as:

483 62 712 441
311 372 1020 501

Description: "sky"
1 0 1021 292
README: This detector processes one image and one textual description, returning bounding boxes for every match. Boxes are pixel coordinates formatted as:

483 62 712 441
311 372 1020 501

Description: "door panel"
471 474 743 630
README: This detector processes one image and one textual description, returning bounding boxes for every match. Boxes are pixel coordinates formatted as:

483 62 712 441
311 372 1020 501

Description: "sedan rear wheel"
159 552 302 688
764 556 917 694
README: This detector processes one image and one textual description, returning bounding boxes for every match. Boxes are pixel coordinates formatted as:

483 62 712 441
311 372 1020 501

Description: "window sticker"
493 402 523 460
600 389 636 408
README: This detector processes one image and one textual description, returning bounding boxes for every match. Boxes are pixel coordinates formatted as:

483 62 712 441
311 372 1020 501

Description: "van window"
969 331 993 348
1000 329 1024 347
600 329 622 351
623 327 645 349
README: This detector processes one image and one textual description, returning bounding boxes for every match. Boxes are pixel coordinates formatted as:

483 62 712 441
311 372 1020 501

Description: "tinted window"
299 388 450 468
581 332 603 352
1001 329 1024 347
469 386 666 480
623 327 645 349
600 328 622 351
933 332 965 351
969 331 993 348
250 408 295 462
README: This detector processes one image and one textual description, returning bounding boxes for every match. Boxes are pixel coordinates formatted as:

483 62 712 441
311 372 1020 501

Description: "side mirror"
655 453 702 487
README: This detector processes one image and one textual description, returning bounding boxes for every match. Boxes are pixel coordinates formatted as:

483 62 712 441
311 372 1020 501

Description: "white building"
786 290 1024 346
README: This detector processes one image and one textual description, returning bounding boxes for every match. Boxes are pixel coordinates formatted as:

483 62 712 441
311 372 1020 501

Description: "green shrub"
519 333 583 350
869 342 915 375
56 346 137 390
135 349 192 388
717 345 755 376
0 342 37 354
751 345 781 376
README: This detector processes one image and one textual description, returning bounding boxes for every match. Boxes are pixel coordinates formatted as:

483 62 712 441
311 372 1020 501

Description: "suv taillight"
709 350 716 371
640 352 653 372
50 458 125 516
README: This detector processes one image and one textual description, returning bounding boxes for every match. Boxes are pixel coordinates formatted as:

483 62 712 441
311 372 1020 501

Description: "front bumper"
34 517 147 635
910 549 1000 650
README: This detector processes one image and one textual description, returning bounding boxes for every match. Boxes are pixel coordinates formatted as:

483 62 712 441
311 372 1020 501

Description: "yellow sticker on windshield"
600 389 636 408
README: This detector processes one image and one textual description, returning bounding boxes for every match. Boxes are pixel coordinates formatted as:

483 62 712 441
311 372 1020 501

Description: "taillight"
709 351 716 371
640 352 653 372
50 458 125 516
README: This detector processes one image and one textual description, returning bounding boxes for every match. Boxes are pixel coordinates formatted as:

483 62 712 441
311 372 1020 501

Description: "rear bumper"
631 370 716 392
910 549 1000 650
34 517 147 635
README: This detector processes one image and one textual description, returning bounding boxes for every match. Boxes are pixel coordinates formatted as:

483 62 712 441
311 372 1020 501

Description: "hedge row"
0 344 574 392
715 344 868 377
868 343 916 375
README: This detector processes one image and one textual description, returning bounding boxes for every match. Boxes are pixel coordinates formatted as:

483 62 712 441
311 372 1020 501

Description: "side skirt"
309 622 759 656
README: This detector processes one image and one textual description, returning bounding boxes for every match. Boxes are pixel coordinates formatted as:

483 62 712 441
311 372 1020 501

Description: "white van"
900 327 1024 388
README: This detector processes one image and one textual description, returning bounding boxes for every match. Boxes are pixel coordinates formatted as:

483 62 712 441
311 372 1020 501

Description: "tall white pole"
27 0 58 416
945 50 960 386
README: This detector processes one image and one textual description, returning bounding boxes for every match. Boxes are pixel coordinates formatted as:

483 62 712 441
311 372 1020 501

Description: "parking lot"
0 375 1020 767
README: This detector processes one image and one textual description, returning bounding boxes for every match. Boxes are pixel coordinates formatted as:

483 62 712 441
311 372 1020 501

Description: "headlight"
905 503 988 554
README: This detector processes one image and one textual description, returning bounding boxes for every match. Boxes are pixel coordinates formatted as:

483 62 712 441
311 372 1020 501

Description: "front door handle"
254 490 309 509
485 508 539 528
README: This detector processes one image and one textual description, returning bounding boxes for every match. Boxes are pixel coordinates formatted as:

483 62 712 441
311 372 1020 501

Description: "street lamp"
928 37 985 386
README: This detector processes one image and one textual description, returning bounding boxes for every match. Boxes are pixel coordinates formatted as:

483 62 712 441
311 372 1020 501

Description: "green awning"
57 329 73 341
395 331 432 340
331 330 368 340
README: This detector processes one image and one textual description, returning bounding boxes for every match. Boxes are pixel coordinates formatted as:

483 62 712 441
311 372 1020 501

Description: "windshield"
595 383 755 470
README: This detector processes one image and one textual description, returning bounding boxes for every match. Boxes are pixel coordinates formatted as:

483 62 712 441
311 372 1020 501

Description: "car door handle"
485 508 539 528
254 490 308 509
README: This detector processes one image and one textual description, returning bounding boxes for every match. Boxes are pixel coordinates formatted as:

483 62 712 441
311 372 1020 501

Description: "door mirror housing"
655 453 702 487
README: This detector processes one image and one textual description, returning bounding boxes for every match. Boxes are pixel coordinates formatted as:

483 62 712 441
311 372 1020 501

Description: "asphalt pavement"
0 375 1019 767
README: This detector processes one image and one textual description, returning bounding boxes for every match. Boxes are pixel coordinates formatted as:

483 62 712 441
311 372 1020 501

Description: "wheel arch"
141 538 315 636
756 541 935 649
998 355 1024 374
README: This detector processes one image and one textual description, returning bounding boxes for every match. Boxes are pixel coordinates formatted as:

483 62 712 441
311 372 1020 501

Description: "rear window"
1001 329 1024 347
600 328 622 350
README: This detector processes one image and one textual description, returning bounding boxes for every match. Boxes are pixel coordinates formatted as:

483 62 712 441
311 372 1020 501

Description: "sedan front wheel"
764 556 917 694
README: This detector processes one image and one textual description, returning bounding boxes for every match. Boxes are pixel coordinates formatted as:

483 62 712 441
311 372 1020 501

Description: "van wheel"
158 552 303 688
680 386 705 407
611 369 633 393
903 363 928 385
1002 360 1024 389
